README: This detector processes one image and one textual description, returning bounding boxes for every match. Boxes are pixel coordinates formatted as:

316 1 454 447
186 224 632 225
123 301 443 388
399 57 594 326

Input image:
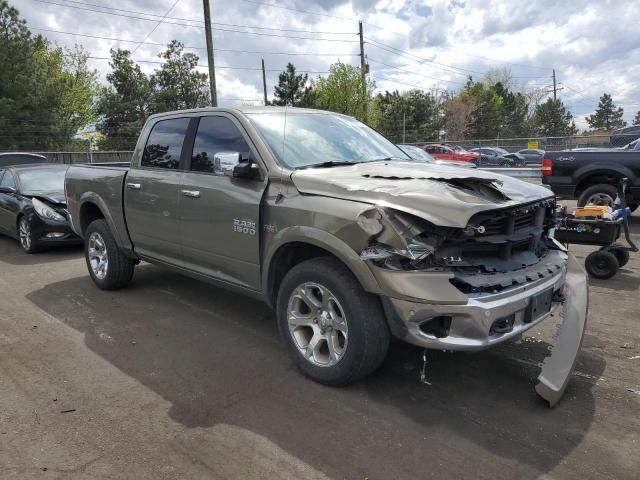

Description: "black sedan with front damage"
0 164 81 253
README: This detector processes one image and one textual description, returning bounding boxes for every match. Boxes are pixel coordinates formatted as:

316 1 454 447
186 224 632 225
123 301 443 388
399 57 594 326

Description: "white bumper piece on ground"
536 253 589 407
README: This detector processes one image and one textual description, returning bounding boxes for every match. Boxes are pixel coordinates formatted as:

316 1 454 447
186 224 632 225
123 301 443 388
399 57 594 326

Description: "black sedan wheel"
18 217 41 254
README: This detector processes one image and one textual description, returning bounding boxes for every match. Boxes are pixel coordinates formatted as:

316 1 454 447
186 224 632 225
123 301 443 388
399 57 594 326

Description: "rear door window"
141 118 190 169
190 116 251 174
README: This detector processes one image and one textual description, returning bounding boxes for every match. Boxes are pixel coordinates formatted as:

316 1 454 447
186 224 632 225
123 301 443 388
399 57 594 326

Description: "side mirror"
213 152 242 176
0 186 16 194
233 161 261 180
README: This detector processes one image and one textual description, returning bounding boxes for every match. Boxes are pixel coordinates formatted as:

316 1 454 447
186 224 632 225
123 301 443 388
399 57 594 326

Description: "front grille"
471 200 552 237
436 199 556 272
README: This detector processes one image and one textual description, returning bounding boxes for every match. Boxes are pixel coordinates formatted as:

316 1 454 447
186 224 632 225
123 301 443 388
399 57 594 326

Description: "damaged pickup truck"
64 107 588 406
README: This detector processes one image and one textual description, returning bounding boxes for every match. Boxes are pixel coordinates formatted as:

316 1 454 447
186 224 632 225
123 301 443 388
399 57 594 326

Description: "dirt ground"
0 214 638 479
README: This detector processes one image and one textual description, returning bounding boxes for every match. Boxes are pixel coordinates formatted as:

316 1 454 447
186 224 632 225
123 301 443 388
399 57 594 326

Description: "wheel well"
267 242 343 307
79 202 105 235
15 213 24 233
575 173 622 196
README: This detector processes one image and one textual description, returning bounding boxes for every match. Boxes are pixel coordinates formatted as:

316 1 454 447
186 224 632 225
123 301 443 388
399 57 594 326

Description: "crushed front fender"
535 253 588 407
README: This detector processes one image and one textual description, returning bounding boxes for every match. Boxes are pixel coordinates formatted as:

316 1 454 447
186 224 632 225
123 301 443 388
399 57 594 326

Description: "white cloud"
12 0 640 127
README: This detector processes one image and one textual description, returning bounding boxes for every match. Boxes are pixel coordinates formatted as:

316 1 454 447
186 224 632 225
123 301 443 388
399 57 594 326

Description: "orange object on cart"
573 206 611 218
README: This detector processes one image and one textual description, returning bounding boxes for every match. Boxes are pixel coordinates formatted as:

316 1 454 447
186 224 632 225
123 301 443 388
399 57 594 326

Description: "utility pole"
358 21 367 120
261 59 268 106
203 0 217 107
552 69 557 102
402 111 406 144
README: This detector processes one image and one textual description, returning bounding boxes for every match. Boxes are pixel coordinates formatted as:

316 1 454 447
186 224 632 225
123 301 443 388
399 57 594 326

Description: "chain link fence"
443 132 640 152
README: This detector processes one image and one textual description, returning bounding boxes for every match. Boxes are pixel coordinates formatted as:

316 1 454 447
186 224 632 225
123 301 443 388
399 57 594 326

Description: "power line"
32 0 358 38
60 0 359 34
31 28 359 56
131 0 181 55
366 38 551 81
371 74 449 94
409 43 551 71
368 58 466 86
236 0 359 22
365 38 486 76
80 55 331 74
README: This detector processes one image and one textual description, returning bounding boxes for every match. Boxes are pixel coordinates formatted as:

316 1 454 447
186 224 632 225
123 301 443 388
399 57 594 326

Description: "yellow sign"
528 140 539 150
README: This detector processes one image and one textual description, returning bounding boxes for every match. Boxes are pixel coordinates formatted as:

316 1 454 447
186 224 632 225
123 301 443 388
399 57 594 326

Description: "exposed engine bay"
359 197 560 294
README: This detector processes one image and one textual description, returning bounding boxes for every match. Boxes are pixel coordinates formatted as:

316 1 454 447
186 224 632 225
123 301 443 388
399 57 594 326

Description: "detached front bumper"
377 251 588 406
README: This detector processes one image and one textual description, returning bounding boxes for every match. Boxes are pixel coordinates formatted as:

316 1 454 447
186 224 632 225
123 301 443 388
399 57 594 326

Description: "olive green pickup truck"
65 107 588 406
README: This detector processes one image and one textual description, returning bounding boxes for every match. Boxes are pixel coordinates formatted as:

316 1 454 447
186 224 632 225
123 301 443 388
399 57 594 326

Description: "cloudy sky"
13 0 640 132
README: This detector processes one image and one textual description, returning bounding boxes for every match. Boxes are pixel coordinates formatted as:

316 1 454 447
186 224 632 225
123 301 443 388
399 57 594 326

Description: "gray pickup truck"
65 107 588 405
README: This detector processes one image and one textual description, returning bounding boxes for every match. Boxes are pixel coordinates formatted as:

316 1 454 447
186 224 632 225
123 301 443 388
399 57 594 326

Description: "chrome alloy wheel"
19 218 31 250
286 282 349 367
88 232 109 280
586 191 615 207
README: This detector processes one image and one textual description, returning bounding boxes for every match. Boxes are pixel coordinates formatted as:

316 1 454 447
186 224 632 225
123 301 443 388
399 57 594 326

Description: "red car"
422 144 479 164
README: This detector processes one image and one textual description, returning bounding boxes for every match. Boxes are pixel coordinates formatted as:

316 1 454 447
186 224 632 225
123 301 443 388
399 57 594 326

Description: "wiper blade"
300 160 362 169
367 156 407 162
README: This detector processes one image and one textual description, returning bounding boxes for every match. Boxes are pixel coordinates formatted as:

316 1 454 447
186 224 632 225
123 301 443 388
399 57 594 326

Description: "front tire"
18 216 42 254
85 219 135 290
276 257 390 386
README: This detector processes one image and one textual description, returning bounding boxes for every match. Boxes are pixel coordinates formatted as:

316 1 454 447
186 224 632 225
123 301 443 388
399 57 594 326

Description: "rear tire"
276 257 390 386
85 219 135 290
603 245 630 268
585 250 619 279
578 184 618 207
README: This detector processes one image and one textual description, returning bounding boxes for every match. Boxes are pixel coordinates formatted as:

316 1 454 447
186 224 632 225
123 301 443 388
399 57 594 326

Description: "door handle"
181 190 201 198
127 183 141 190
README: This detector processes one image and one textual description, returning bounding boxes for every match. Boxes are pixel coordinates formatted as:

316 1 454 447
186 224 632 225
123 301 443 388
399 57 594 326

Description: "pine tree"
532 99 578 136
272 63 310 106
151 41 210 112
586 93 626 130
633 110 640 126
95 49 153 150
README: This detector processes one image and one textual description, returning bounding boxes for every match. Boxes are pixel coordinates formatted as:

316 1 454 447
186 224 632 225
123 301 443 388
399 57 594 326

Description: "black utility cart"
554 179 638 279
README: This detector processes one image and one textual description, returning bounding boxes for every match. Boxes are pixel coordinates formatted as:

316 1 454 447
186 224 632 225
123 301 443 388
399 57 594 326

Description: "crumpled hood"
291 161 553 228
23 191 66 205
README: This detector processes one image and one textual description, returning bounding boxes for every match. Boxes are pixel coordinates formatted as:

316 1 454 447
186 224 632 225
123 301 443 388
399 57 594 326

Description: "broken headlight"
357 207 454 270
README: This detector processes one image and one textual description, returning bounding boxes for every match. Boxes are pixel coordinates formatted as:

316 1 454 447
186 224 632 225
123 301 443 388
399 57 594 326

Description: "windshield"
17 167 67 192
494 148 509 154
398 145 434 162
247 111 409 168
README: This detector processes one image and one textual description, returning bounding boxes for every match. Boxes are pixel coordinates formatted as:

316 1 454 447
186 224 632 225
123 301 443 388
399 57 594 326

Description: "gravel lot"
1 213 638 479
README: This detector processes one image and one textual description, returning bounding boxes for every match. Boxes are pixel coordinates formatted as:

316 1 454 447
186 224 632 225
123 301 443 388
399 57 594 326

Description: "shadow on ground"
590 270 640 290
0 235 82 265
27 265 606 480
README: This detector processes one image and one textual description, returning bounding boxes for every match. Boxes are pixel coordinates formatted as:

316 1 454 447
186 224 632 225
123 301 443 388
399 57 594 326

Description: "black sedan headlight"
32 197 65 222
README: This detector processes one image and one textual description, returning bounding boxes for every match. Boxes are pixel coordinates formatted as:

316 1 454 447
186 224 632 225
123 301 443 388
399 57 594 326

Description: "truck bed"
64 163 132 251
